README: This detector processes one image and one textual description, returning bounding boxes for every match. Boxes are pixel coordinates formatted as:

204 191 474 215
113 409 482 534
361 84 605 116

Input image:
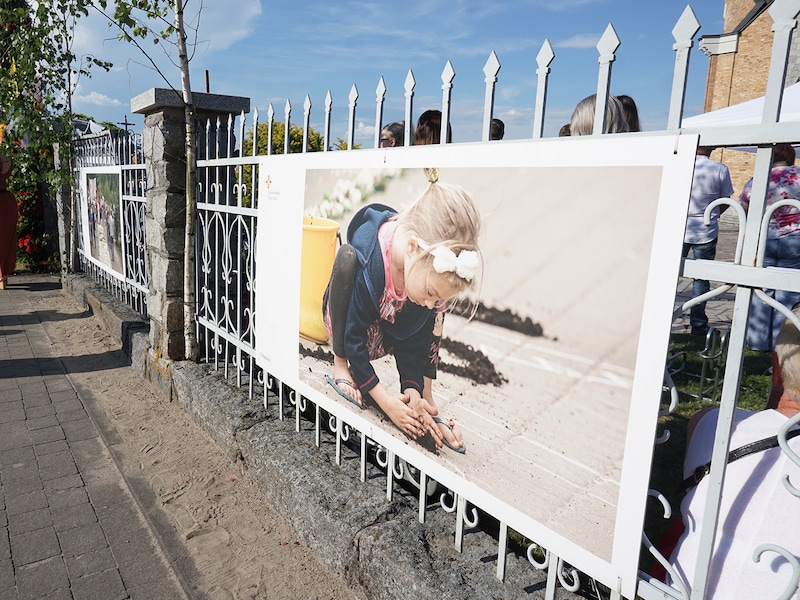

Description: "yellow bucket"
299 216 340 343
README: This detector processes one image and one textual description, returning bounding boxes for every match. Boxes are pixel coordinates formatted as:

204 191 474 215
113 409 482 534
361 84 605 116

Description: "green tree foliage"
0 0 111 271
236 122 323 208
243 121 324 156
0 0 110 191
332 137 362 151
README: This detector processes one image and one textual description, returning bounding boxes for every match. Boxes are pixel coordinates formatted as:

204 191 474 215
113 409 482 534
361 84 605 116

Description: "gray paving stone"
38 456 78 482
4 491 47 517
0 406 25 425
22 405 54 420
54 409 87 424
53 400 83 415
85 482 128 508
48 390 78 404
7 508 51 536
17 382 46 396
10 527 60 565
107 531 157 564
68 439 107 472
0 380 19 395
45 488 88 510
57 523 107 557
25 415 60 431
70 569 126 600
65 548 116 579
0 511 5 529
1 477 42 497
0 390 22 406
118 553 171 588
50 503 97 533
128 577 185 600
33 440 69 457
20 393 49 409
0 448 34 467
94 502 140 531
60 419 96 443
29 588 71 600
29 426 65 445
43 378 73 393
0 528 8 560
15 556 68 600
0 428 33 452
0 558 14 595
43 474 83 493
1 462 39 484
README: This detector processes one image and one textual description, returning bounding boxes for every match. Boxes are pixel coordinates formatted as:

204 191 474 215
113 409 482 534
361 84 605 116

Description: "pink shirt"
377 220 407 323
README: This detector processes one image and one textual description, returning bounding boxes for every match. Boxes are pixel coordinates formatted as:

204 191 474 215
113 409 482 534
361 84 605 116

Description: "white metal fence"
73 2 800 598
73 131 148 317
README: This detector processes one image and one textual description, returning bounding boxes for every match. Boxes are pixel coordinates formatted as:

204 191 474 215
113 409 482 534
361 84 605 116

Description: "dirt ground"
30 282 366 600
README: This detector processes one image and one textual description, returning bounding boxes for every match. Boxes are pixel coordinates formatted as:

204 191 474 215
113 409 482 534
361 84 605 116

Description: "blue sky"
71 1 729 144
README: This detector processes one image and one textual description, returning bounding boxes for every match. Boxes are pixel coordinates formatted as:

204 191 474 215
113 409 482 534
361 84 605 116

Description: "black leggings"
327 244 357 358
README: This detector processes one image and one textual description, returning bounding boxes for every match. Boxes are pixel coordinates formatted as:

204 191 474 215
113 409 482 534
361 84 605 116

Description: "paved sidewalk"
0 277 186 600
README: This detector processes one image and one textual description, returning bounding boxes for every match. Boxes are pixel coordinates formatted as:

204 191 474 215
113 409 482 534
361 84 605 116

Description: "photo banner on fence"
79 167 125 278
255 134 699 598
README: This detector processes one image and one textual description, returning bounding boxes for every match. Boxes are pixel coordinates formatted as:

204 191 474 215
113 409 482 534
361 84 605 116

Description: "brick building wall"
703 0 800 195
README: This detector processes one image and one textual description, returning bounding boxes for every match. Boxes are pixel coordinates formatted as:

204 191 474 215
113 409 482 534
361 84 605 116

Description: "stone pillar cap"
132 88 250 116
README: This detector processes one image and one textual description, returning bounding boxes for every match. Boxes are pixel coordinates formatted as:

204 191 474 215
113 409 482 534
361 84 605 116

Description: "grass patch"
642 332 772 572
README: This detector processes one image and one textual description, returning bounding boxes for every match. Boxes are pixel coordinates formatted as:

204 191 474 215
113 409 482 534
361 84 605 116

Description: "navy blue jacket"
343 204 435 395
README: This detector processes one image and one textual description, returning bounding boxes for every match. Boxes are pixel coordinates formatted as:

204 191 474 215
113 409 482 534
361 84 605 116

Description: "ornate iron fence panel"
196 113 260 395
73 130 148 318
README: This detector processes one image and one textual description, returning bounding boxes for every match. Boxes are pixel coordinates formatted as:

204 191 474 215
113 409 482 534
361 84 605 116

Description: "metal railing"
104 2 800 598
74 131 148 318
195 115 260 394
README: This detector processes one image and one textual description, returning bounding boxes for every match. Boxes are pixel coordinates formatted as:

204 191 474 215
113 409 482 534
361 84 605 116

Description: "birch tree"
97 0 200 361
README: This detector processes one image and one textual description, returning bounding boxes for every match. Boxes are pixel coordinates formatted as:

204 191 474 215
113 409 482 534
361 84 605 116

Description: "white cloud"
554 33 602 49
522 0 607 10
73 90 123 108
192 0 263 53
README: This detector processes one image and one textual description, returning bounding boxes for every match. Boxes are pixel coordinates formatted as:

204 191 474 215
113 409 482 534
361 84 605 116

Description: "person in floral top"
739 143 800 351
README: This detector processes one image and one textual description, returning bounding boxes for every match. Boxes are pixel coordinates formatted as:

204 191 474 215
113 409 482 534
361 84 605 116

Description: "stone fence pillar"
131 88 250 361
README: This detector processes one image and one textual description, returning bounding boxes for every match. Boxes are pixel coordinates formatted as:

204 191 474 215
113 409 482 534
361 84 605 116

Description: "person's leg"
768 233 800 349
324 244 363 404
688 239 717 332
327 244 357 358
747 238 778 351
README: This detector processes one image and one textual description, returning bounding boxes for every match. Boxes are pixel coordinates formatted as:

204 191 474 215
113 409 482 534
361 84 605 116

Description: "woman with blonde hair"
569 94 629 136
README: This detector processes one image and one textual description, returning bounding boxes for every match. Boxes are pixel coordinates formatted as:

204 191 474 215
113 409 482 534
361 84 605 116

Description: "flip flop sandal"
326 375 364 409
433 417 466 453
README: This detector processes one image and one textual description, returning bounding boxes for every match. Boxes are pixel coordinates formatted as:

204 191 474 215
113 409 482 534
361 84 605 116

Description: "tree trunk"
175 0 198 362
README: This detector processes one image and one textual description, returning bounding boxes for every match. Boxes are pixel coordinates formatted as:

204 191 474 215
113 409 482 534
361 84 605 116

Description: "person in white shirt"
668 306 800 598
682 147 734 336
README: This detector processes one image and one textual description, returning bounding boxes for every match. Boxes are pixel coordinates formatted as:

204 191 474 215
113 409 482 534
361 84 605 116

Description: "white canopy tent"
682 82 800 128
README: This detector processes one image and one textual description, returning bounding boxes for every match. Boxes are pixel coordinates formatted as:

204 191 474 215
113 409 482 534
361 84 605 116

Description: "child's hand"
374 388 427 439
406 390 444 448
